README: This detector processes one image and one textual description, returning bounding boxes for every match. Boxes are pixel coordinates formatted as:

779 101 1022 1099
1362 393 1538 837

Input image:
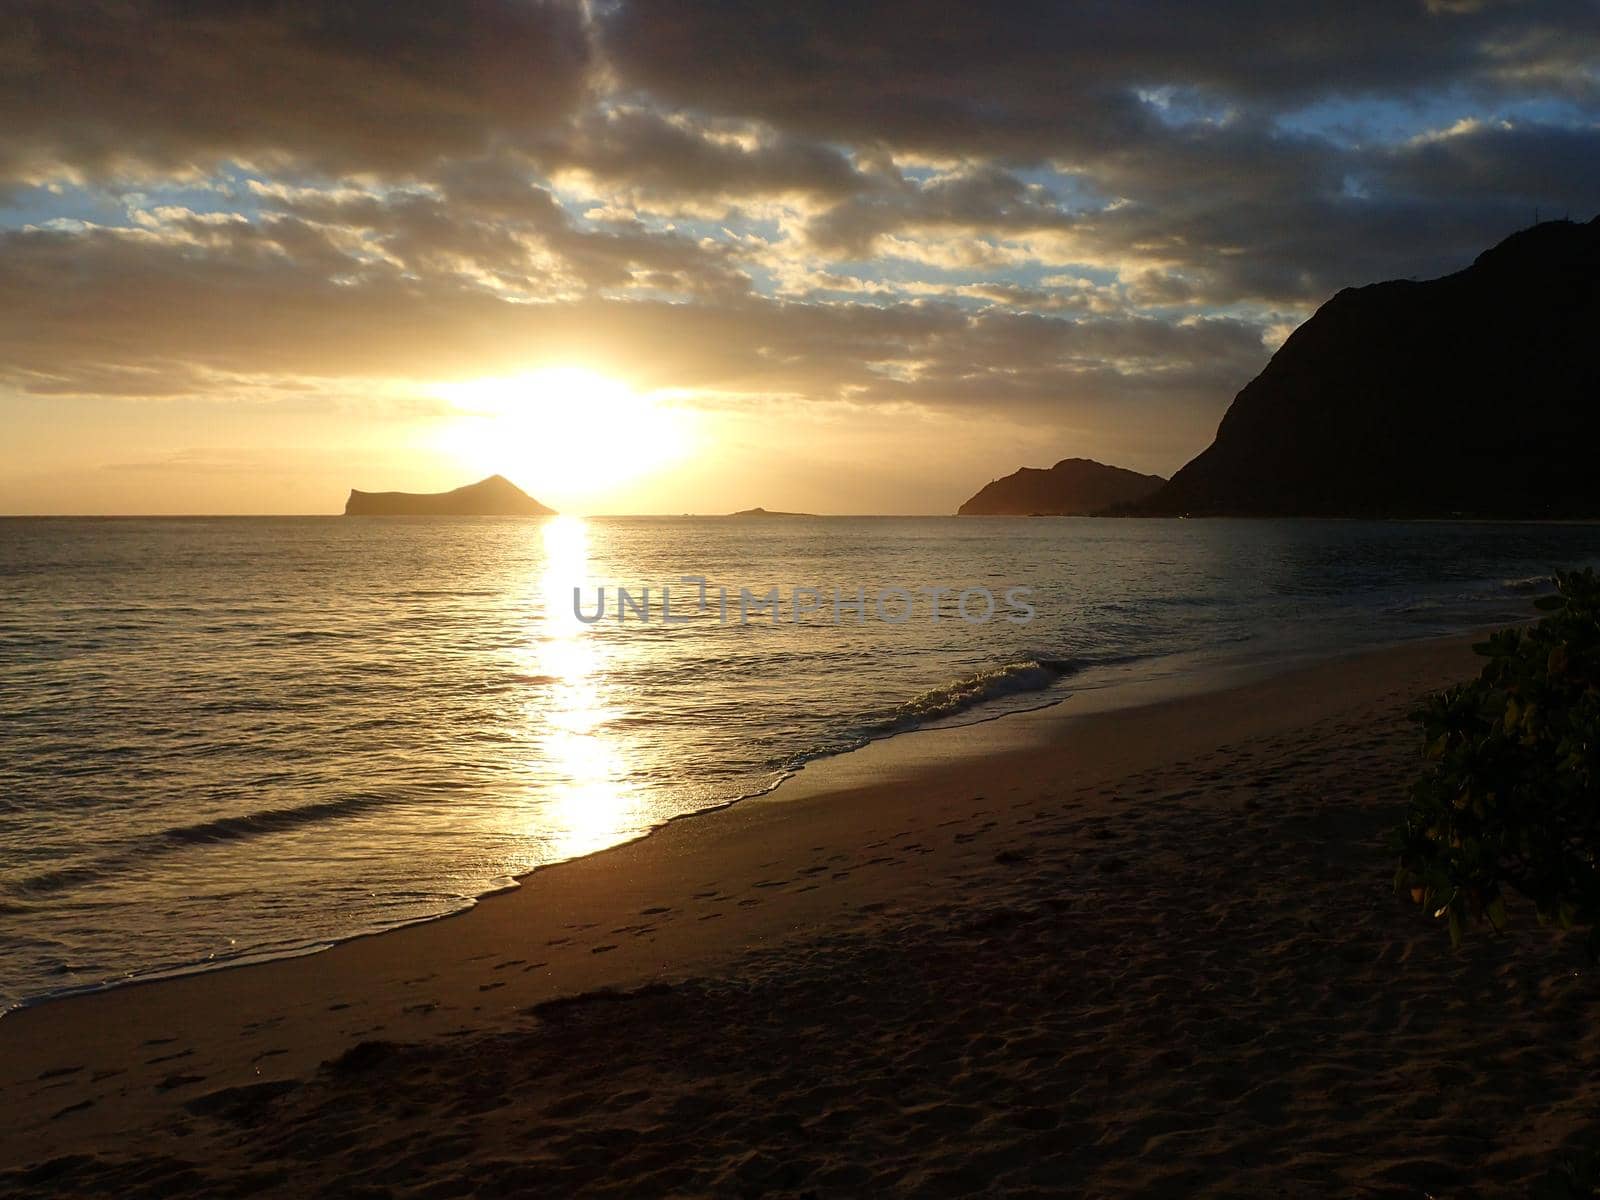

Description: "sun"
432 367 694 504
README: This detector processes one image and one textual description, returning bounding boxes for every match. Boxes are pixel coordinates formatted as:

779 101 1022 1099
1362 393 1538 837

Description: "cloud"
238 171 755 299
4 0 1600 502
1375 120 1600 209
101 447 305 475
0 214 1266 459
0 0 592 184
600 0 1600 162
533 107 871 207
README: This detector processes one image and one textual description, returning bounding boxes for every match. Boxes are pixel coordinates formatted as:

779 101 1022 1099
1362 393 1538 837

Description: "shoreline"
1 624 1488 1019
10 624 1598 1193
1 629 1544 1183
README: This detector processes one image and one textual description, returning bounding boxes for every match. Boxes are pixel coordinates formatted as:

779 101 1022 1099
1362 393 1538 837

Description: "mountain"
343 475 555 516
1124 217 1600 517
957 458 1166 515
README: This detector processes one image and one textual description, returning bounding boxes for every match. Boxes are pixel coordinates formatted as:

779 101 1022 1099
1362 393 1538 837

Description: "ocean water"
3 515 1599 1010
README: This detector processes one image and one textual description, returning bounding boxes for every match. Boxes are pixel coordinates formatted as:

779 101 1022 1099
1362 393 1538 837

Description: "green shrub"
1396 568 1600 953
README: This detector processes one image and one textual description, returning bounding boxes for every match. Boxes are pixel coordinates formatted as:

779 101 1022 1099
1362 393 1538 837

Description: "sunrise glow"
433 368 696 507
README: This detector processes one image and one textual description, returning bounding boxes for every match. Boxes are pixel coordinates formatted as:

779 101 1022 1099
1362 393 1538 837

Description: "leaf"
1394 567 1600 952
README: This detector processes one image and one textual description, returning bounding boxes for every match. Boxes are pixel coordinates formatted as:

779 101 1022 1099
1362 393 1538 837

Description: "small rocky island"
957 458 1166 515
344 475 555 516
727 507 816 517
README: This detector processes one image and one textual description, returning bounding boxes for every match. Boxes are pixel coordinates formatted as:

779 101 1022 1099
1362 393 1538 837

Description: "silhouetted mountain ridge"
958 458 1166 515
1123 217 1600 517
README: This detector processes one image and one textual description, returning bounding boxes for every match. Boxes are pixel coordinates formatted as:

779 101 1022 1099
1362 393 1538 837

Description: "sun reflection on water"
529 516 643 859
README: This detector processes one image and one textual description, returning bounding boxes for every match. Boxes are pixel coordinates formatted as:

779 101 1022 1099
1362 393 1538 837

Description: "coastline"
0 624 1486 1018
11 626 1597 1194
5 515 1588 1022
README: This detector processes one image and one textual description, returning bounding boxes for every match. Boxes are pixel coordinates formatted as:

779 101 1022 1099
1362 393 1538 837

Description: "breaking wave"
874 658 1078 734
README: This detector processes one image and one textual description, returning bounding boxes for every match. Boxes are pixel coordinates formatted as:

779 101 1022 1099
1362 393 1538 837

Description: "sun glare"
524 513 644 858
434 367 694 506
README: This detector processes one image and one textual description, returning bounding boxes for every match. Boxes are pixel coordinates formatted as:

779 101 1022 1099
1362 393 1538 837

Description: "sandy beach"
3 633 1597 1197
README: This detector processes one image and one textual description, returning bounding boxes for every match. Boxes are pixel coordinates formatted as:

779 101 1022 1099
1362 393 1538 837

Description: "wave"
279 629 358 643
1501 574 1553 594
156 794 391 846
875 658 1078 734
9 793 392 896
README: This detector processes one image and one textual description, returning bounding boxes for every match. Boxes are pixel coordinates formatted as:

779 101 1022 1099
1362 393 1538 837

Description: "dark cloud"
794 114 1600 308
592 1 1599 313
533 107 870 204
601 0 1599 161
0 0 591 182
805 164 1083 256
1063 180 1594 309
1372 121 1600 211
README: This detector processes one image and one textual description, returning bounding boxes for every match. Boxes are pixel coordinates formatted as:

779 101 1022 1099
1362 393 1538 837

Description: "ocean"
3 514 1598 1011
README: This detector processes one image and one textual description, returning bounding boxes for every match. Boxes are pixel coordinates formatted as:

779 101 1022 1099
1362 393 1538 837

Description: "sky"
2 1 1598 514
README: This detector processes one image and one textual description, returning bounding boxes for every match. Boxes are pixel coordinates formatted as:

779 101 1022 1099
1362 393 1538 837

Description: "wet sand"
3 633 1597 1197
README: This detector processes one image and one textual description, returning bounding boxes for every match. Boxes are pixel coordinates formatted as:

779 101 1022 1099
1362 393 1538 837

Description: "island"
343 474 556 516
957 458 1166 515
726 507 817 517
1119 216 1600 517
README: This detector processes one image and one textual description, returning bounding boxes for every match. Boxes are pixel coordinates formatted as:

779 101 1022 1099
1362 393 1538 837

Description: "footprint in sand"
154 1073 206 1092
